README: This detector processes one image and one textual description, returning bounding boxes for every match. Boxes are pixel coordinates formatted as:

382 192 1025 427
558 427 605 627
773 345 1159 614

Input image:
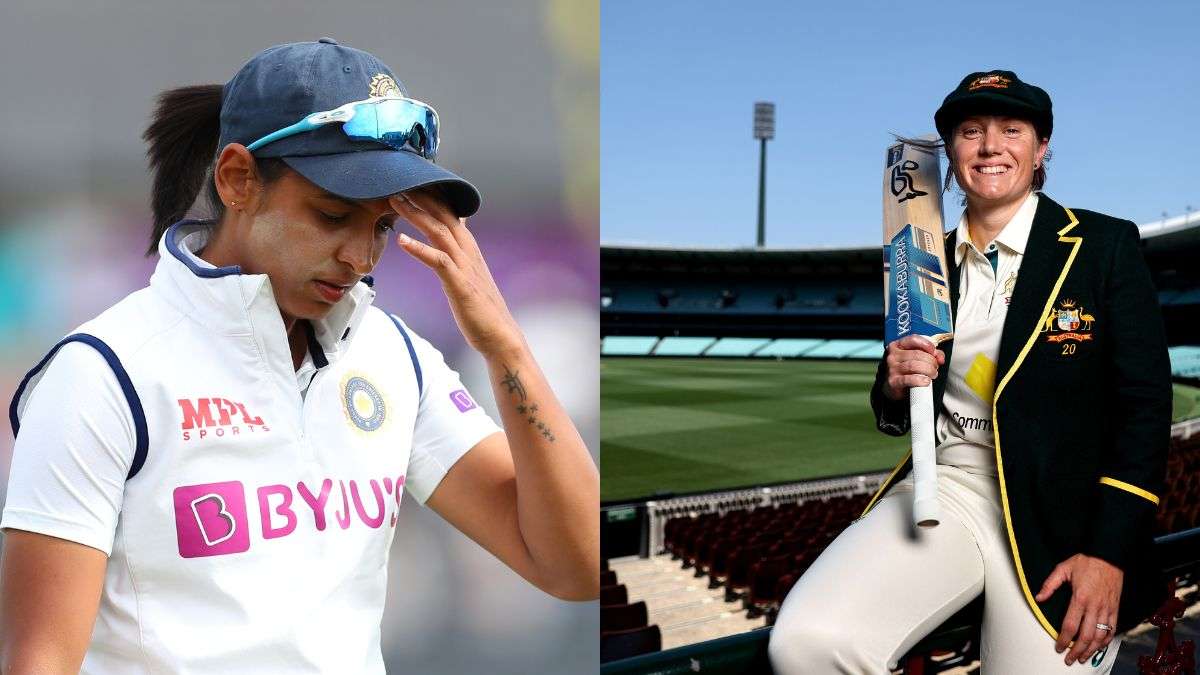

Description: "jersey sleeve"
400 325 502 505
1 341 137 555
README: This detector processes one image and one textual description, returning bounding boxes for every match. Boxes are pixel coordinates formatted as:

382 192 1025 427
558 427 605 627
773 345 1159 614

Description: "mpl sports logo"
178 398 270 441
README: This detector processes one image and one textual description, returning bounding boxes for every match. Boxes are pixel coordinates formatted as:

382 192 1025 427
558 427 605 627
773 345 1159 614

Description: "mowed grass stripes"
601 359 1200 503
601 358 907 502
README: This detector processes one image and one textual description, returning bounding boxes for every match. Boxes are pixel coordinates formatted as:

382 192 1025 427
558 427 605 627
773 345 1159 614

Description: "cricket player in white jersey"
0 39 598 673
769 70 1170 673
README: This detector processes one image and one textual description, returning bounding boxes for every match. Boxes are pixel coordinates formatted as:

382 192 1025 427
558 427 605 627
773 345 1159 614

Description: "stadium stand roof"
602 210 1200 343
602 209 1200 264
1139 210 1200 252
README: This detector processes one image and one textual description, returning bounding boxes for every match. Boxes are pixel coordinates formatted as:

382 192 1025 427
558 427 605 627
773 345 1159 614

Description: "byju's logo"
173 481 251 558
177 398 270 441
172 475 407 559
449 389 477 413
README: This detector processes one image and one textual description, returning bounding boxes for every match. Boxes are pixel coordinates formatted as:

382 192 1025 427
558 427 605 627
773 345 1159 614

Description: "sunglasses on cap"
245 95 440 160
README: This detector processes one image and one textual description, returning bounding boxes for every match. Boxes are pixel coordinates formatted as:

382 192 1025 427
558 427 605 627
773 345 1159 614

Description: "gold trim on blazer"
990 206 1082 640
860 450 912 517
1098 476 1160 505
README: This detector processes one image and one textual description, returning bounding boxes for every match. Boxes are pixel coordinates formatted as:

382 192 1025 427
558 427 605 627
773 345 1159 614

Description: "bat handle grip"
909 382 940 528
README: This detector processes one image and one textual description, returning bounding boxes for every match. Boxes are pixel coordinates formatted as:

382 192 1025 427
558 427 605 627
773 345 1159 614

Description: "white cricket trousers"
768 464 1121 674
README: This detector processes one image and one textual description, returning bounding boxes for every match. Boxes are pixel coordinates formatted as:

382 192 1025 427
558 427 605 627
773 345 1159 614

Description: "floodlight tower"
753 102 775 247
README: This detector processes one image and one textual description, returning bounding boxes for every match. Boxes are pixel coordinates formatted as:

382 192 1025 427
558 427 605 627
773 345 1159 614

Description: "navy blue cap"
934 70 1053 143
218 38 481 217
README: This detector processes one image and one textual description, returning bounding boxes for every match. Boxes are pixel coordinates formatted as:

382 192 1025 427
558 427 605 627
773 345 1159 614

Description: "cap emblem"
969 74 1011 91
369 73 401 98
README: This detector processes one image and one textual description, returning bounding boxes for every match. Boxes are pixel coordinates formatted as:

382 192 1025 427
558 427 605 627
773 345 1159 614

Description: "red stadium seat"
601 601 649 632
601 625 662 663
746 554 795 619
601 584 628 607
703 538 737 588
725 542 771 602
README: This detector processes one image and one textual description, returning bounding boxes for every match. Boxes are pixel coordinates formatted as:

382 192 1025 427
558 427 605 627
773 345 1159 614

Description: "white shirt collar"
953 192 1039 265
150 220 377 371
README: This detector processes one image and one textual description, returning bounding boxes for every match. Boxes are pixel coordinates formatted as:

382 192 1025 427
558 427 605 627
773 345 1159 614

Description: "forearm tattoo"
504 366 555 442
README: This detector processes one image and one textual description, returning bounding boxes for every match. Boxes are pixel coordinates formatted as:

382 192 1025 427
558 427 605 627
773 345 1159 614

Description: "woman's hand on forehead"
391 187 523 360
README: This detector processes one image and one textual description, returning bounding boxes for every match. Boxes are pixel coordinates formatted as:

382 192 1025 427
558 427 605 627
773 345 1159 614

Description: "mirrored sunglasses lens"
367 100 437 159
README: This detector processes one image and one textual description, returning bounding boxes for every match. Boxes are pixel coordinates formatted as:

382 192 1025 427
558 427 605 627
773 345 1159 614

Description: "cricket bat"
882 138 952 528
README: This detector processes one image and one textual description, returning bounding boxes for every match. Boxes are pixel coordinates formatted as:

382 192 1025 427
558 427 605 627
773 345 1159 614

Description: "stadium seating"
602 601 649 632
602 336 660 356
1162 288 1200 305
601 584 629 606
705 337 772 357
601 336 887 360
597 565 666 661
654 336 716 356
802 338 880 359
1159 435 1200 535
1169 346 1200 378
601 625 662 663
753 338 825 358
608 440 1200 670
661 493 871 623
602 279 881 316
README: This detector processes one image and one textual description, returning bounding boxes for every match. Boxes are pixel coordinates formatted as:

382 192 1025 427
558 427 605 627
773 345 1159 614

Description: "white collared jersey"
2 220 502 673
934 193 1037 476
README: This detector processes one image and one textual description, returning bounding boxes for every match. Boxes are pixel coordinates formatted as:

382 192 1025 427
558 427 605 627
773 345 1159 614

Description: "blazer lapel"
995 193 1076 384
933 232 961 409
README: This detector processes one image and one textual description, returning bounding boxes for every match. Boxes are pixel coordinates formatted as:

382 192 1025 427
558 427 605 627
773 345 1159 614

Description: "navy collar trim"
303 320 330 369
165 220 242 278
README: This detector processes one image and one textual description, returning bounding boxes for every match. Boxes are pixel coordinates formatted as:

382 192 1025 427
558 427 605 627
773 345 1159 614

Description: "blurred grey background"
0 1 599 673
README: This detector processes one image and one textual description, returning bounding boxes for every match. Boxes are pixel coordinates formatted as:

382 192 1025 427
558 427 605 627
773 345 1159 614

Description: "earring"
230 200 239 209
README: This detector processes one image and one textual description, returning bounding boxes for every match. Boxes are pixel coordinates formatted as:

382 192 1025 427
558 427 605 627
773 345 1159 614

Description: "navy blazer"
867 193 1171 637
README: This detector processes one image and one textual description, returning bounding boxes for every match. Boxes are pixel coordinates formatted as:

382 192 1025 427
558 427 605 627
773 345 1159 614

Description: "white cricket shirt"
935 193 1038 476
2 220 502 673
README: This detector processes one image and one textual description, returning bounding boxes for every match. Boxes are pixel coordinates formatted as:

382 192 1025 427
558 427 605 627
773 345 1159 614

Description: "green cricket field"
601 357 1200 503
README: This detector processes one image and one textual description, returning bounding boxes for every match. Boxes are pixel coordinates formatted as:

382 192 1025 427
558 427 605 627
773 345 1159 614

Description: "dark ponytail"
143 84 293 256
142 85 224 255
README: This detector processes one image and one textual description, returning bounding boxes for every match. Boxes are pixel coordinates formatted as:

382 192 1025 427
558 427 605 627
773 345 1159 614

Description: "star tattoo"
500 366 527 402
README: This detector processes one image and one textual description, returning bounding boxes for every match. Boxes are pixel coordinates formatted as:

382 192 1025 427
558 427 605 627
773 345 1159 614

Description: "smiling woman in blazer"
769 71 1171 674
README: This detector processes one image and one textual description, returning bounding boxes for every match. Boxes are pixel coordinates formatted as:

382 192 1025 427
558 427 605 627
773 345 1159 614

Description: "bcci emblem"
369 73 401 98
341 374 387 432
1040 298 1095 347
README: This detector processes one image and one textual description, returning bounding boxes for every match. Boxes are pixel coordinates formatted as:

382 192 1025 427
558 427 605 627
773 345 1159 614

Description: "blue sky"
601 0 1200 248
